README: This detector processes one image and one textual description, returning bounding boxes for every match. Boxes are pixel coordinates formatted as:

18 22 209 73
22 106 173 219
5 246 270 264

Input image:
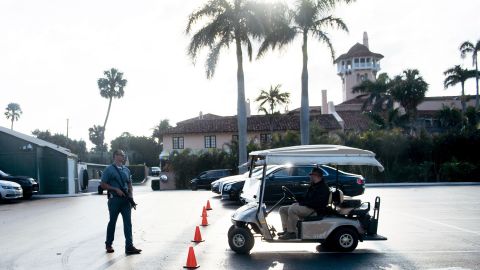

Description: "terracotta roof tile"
164 114 341 135
335 43 384 63
337 111 372 131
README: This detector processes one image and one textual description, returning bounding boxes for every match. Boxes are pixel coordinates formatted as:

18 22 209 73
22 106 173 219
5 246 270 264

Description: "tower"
335 32 384 101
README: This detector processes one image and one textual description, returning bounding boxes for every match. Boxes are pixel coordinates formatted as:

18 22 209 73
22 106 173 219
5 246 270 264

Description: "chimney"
321 90 328 114
363 31 369 49
199 111 203 119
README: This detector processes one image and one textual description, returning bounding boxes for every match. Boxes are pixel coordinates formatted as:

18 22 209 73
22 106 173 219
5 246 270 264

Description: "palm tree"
4 103 22 130
444 65 476 113
256 84 290 136
390 69 428 131
186 0 267 168
460 40 480 108
88 125 106 151
352 73 393 112
256 84 290 115
152 119 171 145
257 0 353 145
97 68 128 143
437 106 463 131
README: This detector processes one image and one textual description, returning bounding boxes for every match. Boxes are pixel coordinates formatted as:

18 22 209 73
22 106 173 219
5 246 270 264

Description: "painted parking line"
399 212 480 236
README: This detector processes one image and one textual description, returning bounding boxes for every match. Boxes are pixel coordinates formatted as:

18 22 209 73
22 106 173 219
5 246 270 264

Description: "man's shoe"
106 245 114 253
278 232 297 240
277 231 288 236
125 246 142 254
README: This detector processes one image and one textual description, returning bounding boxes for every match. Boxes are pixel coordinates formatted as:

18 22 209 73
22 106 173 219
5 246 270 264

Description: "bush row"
169 129 480 188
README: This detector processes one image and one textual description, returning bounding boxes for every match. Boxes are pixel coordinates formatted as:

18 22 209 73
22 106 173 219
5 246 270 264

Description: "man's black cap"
309 167 323 176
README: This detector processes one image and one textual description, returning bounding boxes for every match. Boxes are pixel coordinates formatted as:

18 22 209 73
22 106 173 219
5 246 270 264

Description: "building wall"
40 147 69 194
342 69 375 101
163 131 279 153
0 131 76 194
417 99 476 111
0 132 39 182
164 133 236 153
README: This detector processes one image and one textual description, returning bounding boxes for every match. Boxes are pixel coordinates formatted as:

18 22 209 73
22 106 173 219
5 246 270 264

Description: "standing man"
100 149 142 254
278 167 330 240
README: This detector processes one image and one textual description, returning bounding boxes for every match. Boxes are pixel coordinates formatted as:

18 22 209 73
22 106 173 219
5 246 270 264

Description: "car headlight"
1 185 13 189
29 178 37 184
224 184 232 191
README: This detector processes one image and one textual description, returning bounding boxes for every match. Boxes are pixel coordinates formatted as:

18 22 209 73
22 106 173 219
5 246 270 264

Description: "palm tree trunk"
475 59 479 109
235 35 248 172
461 82 466 113
103 97 113 142
11 118 14 130
300 31 309 145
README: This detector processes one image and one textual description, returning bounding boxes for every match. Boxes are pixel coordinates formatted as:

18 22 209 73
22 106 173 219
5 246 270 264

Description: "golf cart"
228 145 387 254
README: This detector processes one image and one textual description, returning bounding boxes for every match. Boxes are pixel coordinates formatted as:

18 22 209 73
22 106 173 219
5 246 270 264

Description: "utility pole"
66 118 69 138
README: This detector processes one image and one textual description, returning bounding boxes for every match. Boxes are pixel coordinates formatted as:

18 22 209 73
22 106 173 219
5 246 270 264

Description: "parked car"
0 169 39 199
222 165 281 201
230 165 365 203
150 167 161 176
211 167 265 194
0 180 23 201
190 169 232 190
211 173 246 194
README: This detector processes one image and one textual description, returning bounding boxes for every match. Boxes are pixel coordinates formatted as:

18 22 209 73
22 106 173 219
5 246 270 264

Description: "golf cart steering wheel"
282 186 297 201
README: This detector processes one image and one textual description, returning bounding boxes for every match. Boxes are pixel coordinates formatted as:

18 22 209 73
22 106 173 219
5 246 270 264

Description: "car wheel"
228 226 254 254
191 184 198 191
98 186 103 195
23 193 33 199
329 227 358 252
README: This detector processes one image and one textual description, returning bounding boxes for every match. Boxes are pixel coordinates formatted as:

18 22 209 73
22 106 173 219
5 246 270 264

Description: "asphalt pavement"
1 183 479 270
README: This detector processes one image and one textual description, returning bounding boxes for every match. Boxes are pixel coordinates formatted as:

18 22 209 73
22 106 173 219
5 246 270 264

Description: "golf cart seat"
330 190 365 216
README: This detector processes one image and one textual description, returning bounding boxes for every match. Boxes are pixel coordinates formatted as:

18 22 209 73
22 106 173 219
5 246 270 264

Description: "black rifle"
112 165 138 210
121 188 137 210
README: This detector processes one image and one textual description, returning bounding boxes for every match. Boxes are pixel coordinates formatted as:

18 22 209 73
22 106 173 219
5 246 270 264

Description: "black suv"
0 169 39 199
190 169 232 190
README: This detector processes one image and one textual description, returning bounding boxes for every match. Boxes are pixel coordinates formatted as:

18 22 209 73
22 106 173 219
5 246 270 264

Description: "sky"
1 0 479 149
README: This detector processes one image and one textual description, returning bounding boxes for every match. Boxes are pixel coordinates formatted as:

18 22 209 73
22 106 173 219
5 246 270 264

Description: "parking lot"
1 184 480 270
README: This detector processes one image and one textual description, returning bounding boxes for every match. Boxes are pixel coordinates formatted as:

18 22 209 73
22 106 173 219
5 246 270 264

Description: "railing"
337 63 381 73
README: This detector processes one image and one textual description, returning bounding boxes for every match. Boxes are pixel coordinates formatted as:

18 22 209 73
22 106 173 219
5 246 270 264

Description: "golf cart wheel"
330 227 358 252
228 226 254 254
228 225 235 238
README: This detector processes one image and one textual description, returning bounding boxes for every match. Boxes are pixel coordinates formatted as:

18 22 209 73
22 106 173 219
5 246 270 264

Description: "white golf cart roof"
249 145 384 172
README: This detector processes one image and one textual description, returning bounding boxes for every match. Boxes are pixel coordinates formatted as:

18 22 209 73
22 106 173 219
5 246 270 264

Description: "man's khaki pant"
279 203 316 233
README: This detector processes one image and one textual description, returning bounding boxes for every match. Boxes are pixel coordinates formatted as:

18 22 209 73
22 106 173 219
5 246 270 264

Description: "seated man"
278 167 330 240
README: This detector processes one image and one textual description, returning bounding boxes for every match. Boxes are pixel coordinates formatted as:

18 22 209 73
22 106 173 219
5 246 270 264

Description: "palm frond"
186 0 229 33
205 35 231 78
313 16 348 33
311 29 335 61
187 16 232 61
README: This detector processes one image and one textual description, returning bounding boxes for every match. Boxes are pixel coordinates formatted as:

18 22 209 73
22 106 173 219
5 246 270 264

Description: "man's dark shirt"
299 180 330 215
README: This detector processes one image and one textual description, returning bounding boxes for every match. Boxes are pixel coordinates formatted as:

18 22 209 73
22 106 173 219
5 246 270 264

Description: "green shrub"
170 149 236 189
439 159 476 181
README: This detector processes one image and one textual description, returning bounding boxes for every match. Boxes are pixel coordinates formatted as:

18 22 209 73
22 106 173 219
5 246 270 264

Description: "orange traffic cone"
200 214 209 226
183 246 200 269
200 206 208 217
192 226 204 243
206 200 212 210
